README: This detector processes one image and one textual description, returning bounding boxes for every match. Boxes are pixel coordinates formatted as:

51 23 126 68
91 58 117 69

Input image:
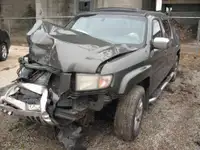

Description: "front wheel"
0 43 8 61
114 85 145 141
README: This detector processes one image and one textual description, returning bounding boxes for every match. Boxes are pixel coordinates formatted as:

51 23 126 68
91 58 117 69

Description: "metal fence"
0 16 74 45
0 15 200 54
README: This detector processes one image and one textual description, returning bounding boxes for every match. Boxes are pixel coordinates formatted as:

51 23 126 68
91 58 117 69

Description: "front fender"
118 65 151 94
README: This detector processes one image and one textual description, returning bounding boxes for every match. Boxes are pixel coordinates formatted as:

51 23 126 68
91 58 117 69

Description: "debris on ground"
170 19 197 41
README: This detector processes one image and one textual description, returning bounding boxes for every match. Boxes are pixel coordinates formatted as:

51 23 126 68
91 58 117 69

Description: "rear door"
150 18 169 94
161 19 176 72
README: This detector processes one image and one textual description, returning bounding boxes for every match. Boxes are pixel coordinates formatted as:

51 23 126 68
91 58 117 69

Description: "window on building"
79 0 91 12
162 20 171 38
153 20 163 38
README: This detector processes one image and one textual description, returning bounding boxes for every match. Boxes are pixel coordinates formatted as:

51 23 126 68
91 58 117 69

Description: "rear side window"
152 20 162 38
162 20 171 38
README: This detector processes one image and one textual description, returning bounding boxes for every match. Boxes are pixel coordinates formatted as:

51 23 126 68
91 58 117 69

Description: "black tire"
170 55 179 82
114 85 145 141
0 43 8 61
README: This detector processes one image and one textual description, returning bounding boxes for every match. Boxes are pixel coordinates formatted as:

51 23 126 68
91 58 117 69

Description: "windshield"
66 14 147 45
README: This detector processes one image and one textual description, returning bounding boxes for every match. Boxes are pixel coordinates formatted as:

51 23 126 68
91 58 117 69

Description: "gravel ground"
0 47 200 150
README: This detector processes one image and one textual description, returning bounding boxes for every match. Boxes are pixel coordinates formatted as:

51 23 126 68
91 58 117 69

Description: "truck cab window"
162 20 171 38
153 20 163 39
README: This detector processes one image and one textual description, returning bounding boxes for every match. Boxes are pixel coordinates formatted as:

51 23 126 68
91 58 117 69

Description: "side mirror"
152 37 170 50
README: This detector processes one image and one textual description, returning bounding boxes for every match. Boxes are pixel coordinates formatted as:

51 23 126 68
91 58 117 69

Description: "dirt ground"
0 46 200 150
0 46 28 88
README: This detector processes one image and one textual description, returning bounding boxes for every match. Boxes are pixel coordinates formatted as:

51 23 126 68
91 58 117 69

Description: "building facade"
162 0 200 26
35 0 156 18
35 0 154 25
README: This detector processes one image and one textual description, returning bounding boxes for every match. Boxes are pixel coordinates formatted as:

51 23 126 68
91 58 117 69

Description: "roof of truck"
78 7 167 18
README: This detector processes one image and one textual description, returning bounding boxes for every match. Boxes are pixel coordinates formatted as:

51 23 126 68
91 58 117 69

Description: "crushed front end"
0 59 76 125
0 20 119 127
0 19 120 149
0 55 113 150
0 55 113 127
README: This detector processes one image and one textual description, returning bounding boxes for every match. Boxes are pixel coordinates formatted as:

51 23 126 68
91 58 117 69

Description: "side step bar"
149 72 175 104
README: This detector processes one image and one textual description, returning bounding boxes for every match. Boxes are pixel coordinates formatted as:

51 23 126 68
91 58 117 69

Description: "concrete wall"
0 0 34 18
0 0 35 30
36 0 75 18
35 0 75 26
163 0 200 4
143 0 156 11
95 0 155 11
0 0 35 43
35 0 151 25
96 0 143 9
170 4 200 12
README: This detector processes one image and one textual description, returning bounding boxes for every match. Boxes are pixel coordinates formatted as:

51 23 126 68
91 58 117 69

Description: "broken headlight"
76 74 113 91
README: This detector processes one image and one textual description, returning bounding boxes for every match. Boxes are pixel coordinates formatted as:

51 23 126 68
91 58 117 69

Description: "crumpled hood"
27 20 138 73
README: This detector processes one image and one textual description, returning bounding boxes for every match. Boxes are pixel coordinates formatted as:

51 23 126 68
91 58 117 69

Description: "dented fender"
118 65 151 94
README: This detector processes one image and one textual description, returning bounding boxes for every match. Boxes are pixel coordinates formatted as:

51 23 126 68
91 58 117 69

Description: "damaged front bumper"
0 57 115 126
0 83 88 149
0 82 109 126
0 83 57 125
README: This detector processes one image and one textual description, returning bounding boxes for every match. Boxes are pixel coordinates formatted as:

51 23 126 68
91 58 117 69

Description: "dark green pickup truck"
0 8 180 149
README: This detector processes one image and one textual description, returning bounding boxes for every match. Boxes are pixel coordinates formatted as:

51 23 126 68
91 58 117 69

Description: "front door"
149 19 169 94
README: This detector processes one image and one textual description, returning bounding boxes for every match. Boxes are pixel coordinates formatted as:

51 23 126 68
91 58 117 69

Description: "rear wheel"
114 85 145 141
0 43 8 61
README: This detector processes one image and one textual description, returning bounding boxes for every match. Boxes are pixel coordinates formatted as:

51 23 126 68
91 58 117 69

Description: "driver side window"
152 20 163 39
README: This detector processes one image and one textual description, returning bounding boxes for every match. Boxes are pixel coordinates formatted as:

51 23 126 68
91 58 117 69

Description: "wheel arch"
138 77 150 109
118 65 151 95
